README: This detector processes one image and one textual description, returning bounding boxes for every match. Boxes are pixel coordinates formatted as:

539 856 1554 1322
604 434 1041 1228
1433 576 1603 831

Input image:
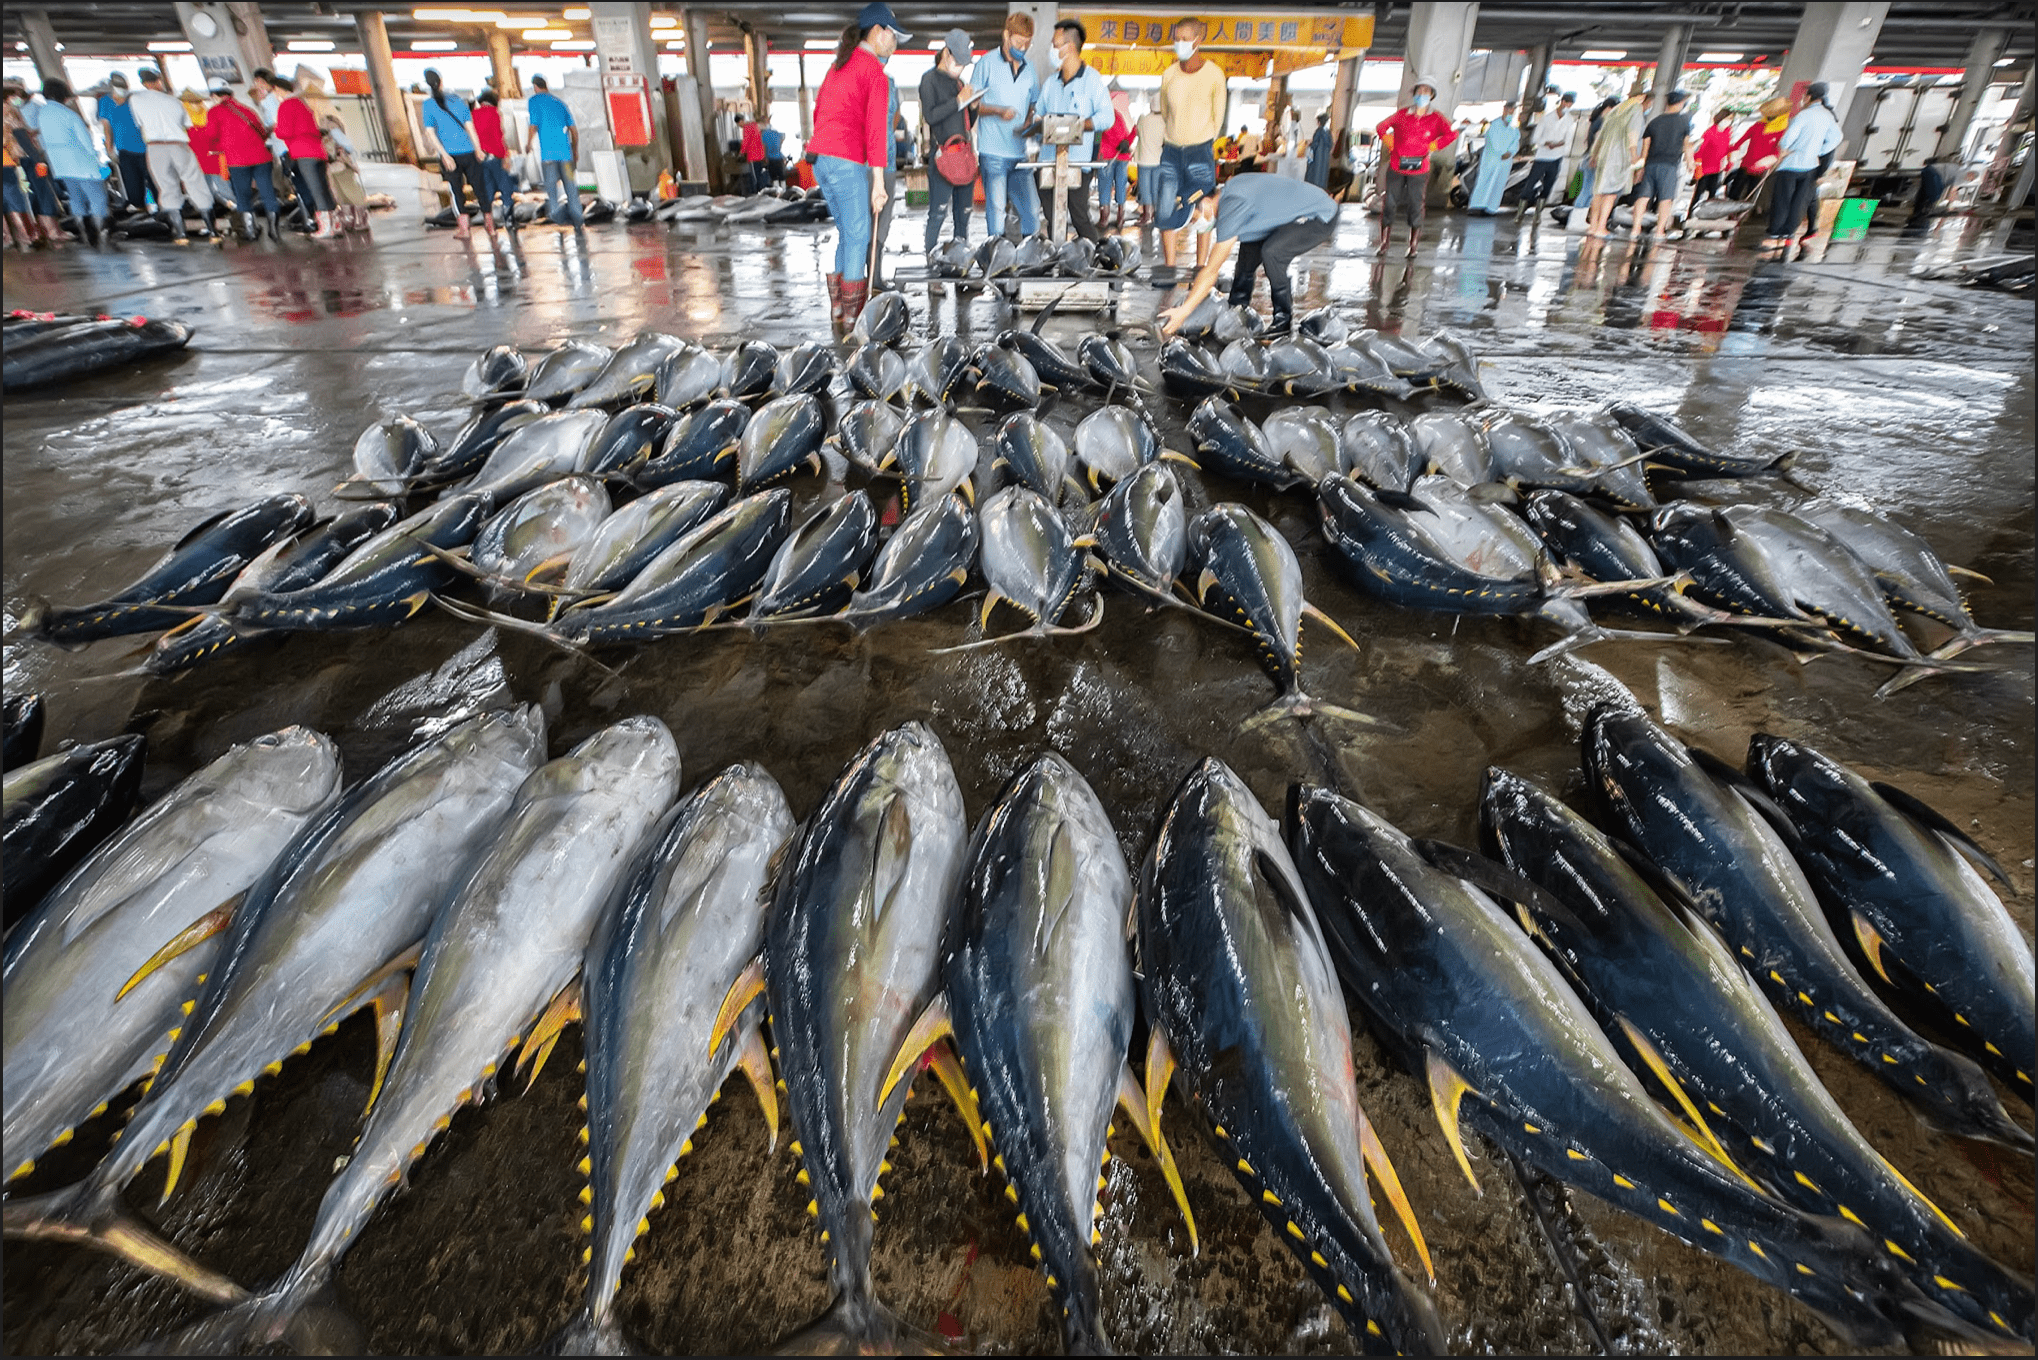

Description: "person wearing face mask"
919 29 978 252
971 13 1043 243
809 3 910 333
1035 19 1113 242
1156 171 1339 340
96 72 154 213
1374 75 1455 256
1150 18 1227 287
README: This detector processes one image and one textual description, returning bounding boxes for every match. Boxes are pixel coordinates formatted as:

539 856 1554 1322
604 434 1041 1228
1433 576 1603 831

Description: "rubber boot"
264 210 280 241
1404 227 1420 258
165 210 190 245
825 271 841 321
835 279 867 340
240 210 257 242
312 209 335 240
1263 280 1294 340
80 214 100 248
94 215 119 249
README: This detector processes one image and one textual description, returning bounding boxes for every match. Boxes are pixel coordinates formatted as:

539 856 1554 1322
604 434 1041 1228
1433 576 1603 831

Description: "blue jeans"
924 169 971 251
228 162 280 216
1574 165 1596 207
542 158 584 225
979 152 1039 239
477 156 517 220
1103 159 1128 209
1149 140 1217 231
813 154 872 279
61 175 109 218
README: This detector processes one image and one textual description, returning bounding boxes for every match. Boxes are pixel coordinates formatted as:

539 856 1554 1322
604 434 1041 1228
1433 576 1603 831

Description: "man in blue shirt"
972 11 1042 240
760 115 786 185
522 74 584 228
1158 172 1338 340
96 72 152 211
1764 81 1843 249
1035 19 1113 242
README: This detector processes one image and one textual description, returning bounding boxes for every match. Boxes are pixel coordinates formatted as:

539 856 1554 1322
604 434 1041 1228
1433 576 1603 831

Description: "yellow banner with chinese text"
1085 48 1271 79
1073 13 1373 52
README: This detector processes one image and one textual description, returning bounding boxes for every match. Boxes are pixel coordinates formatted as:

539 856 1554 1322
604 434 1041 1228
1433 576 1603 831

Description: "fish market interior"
3 0 2034 1354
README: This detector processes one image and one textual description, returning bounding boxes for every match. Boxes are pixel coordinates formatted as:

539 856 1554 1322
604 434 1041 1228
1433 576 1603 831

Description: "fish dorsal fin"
1034 820 1078 960
1127 1035 1198 1255
169 506 237 554
1413 840 1598 948
1358 1109 1433 1284
1612 1016 1766 1195
870 794 913 925
1425 1049 1483 1195
1869 780 2013 887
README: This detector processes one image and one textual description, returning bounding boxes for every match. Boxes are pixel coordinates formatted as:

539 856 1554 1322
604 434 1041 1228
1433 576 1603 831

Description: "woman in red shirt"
1689 109 1735 208
271 74 335 238
208 81 280 239
1726 97 1789 200
1098 96 1133 228
807 3 909 332
470 89 518 230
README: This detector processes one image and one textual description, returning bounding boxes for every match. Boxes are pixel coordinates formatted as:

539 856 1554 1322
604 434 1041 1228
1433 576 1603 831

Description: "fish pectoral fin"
877 994 954 1114
733 1016 780 1155
1412 839 1601 947
1850 913 1896 986
1359 1109 1434 1284
1300 602 1361 652
1159 450 1202 470
1868 780 2015 887
1119 1051 1199 1256
1425 1049 1483 1195
1944 563 1993 585
363 968 413 1120
315 939 426 1032
522 553 576 586
1613 1017 1765 1195
515 977 584 1093
925 1043 989 1173
707 955 768 1060
115 895 243 1002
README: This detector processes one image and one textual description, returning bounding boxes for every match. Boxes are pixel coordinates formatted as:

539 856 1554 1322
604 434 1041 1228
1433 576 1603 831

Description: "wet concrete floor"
3 192 2033 1354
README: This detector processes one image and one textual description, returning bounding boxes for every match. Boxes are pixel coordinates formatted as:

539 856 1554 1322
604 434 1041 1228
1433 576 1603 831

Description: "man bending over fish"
1158 171 1339 341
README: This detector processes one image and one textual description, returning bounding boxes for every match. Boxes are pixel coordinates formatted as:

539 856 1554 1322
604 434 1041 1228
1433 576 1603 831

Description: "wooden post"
355 10 415 163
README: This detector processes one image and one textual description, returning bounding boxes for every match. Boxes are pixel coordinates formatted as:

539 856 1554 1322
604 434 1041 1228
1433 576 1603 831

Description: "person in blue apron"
1466 100 1518 215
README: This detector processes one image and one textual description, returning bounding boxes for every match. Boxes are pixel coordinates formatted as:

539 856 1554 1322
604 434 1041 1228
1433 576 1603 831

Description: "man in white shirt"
1134 107 1164 223
128 67 216 243
1519 91 1575 211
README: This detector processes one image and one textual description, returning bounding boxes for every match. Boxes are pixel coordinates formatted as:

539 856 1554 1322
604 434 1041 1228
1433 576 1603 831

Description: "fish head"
461 344 528 400
1580 704 1685 827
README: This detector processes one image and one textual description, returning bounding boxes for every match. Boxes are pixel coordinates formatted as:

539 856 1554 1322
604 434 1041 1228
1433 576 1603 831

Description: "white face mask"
1174 40 1196 61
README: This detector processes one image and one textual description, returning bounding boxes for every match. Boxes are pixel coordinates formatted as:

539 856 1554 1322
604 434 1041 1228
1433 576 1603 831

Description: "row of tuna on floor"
3 700 2031 1352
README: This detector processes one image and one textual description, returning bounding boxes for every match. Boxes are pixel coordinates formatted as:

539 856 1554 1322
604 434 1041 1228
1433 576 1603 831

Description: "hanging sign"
604 72 653 147
1074 12 1373 52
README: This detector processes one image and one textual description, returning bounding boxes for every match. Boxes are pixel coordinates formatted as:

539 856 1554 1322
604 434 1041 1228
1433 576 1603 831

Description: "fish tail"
774 1289 943 1353
1 1185 248 1306
16 593 50 635
1241 690 1388 735
539 1307 635 1355
139 1273 361 1356
1930 629 2036 662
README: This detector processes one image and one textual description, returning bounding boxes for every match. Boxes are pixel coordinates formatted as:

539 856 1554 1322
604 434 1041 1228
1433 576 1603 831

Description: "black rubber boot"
1263 282 1293 340
165 210 189 245
264 211 280 241
93 215 118 248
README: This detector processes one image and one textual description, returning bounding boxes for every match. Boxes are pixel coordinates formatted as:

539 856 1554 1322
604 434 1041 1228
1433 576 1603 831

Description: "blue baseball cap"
858 3 911 41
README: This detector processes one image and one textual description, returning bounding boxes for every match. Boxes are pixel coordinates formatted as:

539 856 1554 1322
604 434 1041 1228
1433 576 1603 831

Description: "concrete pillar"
487 30 521 99
224 2 275 77
744 29 769 116
1650 24 1690 116
172 3 271 90
17 10 65 87
1520 42 1549 131
679 8 723 191
1329 55 1357 144
1934 28 2010 162
1981 63 2034 206
1399 1 1478 203
1777 2 1889 125
798 52 813 140
355 11 415 163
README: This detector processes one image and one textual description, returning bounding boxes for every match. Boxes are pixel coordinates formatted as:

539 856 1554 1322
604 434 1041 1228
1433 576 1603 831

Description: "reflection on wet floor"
3 194 2032 1355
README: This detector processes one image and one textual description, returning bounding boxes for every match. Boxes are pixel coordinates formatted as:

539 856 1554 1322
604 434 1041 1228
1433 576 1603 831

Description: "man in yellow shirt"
1150 16 1227 287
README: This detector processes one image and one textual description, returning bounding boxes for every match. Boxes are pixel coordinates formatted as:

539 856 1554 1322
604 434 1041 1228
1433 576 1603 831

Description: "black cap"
1667 88 1689 105
1805 81 1830 102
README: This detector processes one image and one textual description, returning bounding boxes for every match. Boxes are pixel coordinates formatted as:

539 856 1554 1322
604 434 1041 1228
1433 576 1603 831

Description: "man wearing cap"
1633 88 1693 241
1150 18 1227 286
972 11 1042 242
210 79 281 240
1765 82 1842 249
1157 171 1338 340
1036 18 1112 243
1520 91 1575 211
523 75 584 229
96 72 153 212
129 68 217 244
919 29 978 252
1375 75 1455 256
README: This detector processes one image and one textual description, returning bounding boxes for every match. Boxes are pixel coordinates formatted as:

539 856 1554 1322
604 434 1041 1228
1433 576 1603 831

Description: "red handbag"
933 89 977 186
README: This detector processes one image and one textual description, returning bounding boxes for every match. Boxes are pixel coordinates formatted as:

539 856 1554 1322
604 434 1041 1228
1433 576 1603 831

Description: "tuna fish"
1158 339 1234 401
882 410 978 515
847 342 909 402
459 409 610 505
653 347 724 410
1339 412 1425 493
852 291 912 347
833 398 905 477
1187 398 1299 490
583 404 680 478
525 340 616 405
221 494 489 632
1143 763 1440 1354
736 394 826 493
906 336 973 408
634 399 749 488
974 343 1043 411
145 718 681 1353
831 494 978 629
1262 407 1343 484
993 413 1075 501
936 487 1099 648
418 400 548 488
556 482 729 598
551 763 794 1354
461 344 527 401
0 316 193 392
1803 505 2032 658
720 341 779 401
1090 462 1189 603
348 416 437 497
4 711 548 1297
752 492 880 620
1541 409 1657 510
567 332 688 409
3 736 149 922
456 476 612 591
1584 708 2033 1151
1409 412 1491 487
754 723 968 1351
1604 402 1791 480
1073 405 1163 492
3 692 44 771
773 341 837 397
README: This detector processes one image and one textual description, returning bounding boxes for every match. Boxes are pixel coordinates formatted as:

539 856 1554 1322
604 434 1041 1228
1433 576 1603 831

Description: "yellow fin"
1876 1152 1966 1240
733 1017 780 1155
1124 1041 1198 1255
362 965 414 1119
116 897 242 1002
1425 1049 1482 1195
877 993 954 1114
1851 914 1894 985
516 977 583 1092
926 1043 989 1173
1615 1017 1765 1195
1359 1108 1433 1284
158 1123 196 1206
1301 601 1360 651
707 954 768 1059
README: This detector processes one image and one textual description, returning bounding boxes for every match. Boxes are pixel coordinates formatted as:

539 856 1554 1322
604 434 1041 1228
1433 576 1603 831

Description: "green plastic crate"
1830 197 1878 241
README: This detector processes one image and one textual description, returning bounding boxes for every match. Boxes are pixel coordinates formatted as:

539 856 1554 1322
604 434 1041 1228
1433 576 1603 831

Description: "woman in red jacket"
208 80 281 240
272 74 334 238
1098 93 1133 228
807 3 909 333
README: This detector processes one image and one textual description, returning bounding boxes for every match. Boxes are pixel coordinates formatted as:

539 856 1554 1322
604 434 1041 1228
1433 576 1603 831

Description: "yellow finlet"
1425 1049 1482 1196
116 898 241 1002
733 1017 780 1155
1359 1109 1434 1284
1123 1042 1198 1256
707 955 768 1060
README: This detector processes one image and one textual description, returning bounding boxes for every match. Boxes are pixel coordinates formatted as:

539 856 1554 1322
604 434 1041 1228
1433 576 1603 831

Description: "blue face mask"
1412 93 1432 109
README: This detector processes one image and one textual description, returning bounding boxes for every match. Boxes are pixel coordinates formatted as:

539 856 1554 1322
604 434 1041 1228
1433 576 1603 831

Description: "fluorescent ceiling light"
494 13 550 25
651 16 679 28
523 28 572 39
411 40 459 51
149 40 194 52
1997 57 2016 65
552 40 597 50
563 7 592 18
665 40 685 50
1697 52 1744 63
287 40 337 52
805 39 838 50
1580 50 1626 61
